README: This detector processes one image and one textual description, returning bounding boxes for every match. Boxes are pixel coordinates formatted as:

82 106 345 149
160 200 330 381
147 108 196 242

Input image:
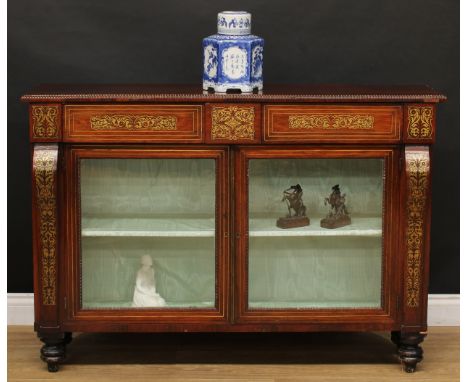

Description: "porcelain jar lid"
217 11 251 35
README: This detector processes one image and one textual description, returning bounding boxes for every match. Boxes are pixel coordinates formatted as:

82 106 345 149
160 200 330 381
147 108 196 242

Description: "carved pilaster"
32 144 59 329
401 146 431 334
404 147 430 309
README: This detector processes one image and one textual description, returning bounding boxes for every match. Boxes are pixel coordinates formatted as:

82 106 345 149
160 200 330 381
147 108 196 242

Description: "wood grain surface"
263 105 401 143
64 105 203 143
7 326 459 381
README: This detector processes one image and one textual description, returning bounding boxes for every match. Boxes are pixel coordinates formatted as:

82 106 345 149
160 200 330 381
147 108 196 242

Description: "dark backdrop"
8 0 459 293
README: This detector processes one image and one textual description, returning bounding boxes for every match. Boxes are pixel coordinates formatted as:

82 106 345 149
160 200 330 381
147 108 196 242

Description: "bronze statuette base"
320 215 351 229
277 216 310 229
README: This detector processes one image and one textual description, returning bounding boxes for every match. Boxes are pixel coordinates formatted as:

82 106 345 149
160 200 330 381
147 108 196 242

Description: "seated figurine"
132 255 166 308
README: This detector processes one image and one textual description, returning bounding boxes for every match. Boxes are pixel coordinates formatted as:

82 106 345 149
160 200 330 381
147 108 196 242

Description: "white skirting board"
7 293 460 326
8 293 35 325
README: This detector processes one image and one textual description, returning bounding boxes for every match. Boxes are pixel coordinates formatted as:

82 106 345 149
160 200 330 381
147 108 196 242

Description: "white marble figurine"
132 255 166 307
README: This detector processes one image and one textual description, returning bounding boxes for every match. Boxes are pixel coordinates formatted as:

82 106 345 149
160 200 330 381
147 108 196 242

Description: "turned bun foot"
395 332 426 373
47 362 59 372
403 363 417 373
399 345 422 373
38 332 69 372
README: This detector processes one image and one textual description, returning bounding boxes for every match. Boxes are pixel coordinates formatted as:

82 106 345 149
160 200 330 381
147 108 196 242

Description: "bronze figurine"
320 184 351 229
276 184 310 229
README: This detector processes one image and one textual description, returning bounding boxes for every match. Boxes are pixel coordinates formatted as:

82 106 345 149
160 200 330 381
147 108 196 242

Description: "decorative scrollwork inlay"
288 114 374 130
211 106 255 140
408 107 433 138
90 115 177 131
405 148 430 308
33 145 58 306
32 106 59 138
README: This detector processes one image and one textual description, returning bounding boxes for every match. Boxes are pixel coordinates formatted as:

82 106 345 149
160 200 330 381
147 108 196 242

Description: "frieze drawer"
263 105 402 143
64 105 203 143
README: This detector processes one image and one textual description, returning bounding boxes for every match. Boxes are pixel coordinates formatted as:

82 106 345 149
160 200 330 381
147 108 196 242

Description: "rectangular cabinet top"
21 84 446 103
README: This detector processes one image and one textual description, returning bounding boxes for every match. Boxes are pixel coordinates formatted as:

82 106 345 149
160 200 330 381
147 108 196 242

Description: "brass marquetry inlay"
211 106 255 140
288 114 374 130
90 115 177 131
405 149 430 308
408 107 433 138
32 106 59 138
33 146 58 306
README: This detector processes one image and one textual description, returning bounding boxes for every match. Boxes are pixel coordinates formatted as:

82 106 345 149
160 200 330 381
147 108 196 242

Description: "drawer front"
264 105 401 143
64 105 203 142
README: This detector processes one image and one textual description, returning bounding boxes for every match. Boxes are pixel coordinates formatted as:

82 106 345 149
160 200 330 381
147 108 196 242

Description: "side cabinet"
23 84 445 372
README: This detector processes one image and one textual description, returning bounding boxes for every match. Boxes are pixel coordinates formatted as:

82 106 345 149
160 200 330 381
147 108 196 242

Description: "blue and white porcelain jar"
203 11 264 93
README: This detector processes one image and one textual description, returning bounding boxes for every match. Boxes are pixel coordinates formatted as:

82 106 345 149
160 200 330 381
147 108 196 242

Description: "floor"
7 326 459 382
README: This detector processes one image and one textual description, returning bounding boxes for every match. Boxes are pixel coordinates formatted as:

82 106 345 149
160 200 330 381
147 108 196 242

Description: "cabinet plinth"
22 84 445 372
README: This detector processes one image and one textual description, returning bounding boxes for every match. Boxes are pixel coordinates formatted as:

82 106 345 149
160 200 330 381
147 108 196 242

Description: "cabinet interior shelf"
81 216 382 238
250 216 382 237
81 217 216 238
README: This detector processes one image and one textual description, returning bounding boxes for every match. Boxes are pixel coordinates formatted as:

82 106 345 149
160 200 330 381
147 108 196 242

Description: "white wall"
7 293 460 326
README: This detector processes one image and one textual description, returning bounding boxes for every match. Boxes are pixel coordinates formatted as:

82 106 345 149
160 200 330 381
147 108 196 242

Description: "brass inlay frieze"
405 149 430 308
33 146 58 306
288 114 374 130
90 115 177 131
211 106 255 140
408 106 433 138
32 106 59 138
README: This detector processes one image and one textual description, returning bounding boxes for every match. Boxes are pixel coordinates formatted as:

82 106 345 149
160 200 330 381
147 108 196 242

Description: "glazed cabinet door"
234 146 400 327
63 146 230 328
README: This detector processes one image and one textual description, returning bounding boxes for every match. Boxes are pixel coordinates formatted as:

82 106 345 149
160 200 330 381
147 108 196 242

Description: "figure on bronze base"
276 184 310 229
320 184 351 229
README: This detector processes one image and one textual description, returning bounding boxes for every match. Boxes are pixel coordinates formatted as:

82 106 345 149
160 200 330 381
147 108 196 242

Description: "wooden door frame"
233 145 401 326
61 145 231 328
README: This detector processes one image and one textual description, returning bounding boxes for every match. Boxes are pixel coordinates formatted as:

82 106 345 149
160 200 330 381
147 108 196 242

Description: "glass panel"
80 158 216 309
248 158 384 309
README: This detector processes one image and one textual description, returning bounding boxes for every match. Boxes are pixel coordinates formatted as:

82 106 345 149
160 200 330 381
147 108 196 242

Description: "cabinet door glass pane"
248 158 383 309
80 158 216 309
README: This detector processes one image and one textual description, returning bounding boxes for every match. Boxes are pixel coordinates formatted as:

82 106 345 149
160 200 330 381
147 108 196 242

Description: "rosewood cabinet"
21 84 446 372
